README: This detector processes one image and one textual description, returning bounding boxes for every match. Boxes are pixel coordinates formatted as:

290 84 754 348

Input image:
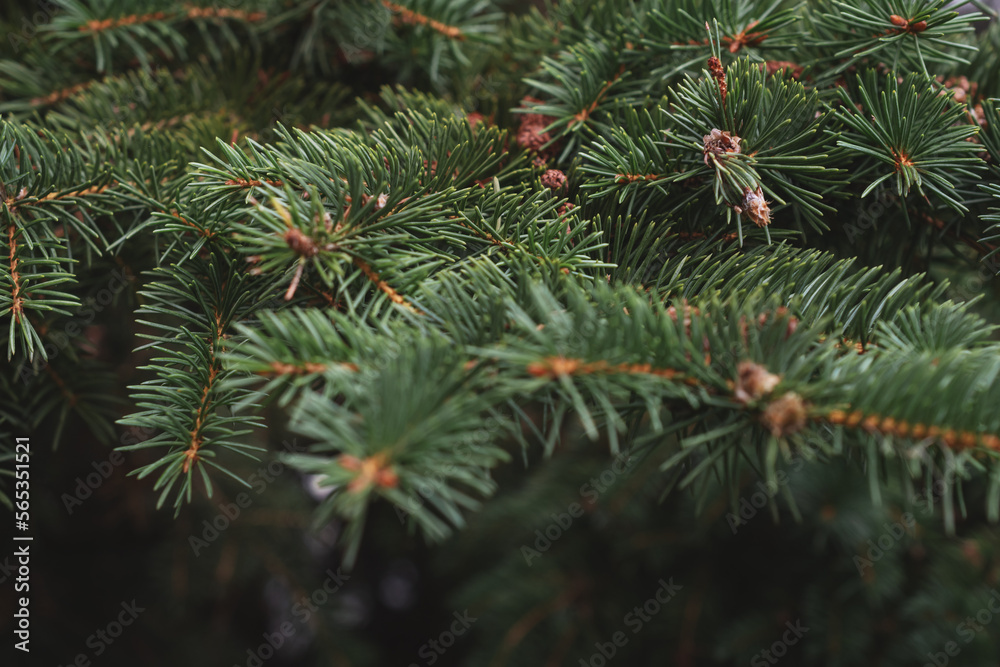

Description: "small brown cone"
761 392 808 437
703 129 741 165
740 186 771 227
734 361 780 405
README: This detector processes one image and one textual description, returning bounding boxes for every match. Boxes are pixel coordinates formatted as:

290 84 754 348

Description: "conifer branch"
382 1 466 41
29 82 92 108
5 222 23 326
4 0 1000 593
352 256 422 314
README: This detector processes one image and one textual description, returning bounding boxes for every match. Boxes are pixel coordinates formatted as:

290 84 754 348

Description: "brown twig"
382 1 466 41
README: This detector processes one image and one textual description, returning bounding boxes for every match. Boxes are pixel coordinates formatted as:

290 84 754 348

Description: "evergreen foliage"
4 0 1000 664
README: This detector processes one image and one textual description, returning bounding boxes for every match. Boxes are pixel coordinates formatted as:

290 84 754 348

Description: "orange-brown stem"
7 224 22 324
353 257 422 314
382 1 465 40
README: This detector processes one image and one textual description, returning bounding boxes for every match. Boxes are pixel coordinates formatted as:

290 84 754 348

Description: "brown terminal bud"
738 186 771 227
734 361 781 405
703 129 742 165
761 392 808 437
284 228 318 257
466 112 485 129
541 169 567 190
909 20 927 32
889 14 907 26
708 56 728 103
516 97 557 153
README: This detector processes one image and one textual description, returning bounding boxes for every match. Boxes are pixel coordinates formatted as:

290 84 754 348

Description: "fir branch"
353 256 423 314
42 0 273 73
810 0 984 74
382 0 467 41
835 70 984 212
118 253 274 512
639 0 800 57
521 40 643 161
29 81 92 109
281 337 511 566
